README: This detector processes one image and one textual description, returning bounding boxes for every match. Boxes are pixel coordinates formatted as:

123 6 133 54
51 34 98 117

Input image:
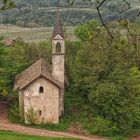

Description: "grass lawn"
109 136 127 140
0 131 79 140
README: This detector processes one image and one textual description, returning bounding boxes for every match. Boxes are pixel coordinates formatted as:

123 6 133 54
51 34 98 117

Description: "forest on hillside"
0 0 139 27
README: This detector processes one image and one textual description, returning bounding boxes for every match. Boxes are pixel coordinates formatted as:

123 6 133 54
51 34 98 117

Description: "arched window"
39 110 42 115
56 42 61 53
39 86 44 93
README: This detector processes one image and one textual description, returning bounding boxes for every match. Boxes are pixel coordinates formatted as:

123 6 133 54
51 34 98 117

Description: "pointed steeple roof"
52 0 64 39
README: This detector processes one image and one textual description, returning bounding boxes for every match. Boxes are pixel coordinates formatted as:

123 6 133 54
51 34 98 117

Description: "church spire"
52 0 64 39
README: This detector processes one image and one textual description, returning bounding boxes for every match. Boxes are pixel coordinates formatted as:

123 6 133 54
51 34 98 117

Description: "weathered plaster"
23 77 59 124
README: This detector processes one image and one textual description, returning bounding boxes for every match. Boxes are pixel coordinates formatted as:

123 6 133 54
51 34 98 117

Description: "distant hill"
0 0 139 27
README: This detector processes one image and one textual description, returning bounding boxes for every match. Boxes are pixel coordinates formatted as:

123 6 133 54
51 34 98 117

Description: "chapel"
14 4 65 124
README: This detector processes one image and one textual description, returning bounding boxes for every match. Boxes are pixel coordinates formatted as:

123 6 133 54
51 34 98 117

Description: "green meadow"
0 25 76 42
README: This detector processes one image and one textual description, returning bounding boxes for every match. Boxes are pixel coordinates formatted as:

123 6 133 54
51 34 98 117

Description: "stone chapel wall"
23 77 59 124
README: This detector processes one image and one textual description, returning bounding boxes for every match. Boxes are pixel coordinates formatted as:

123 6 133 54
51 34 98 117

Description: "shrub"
8 101 22 123
90 81 131 134
25 107 39 125
132 96 140 129
85 117 118 136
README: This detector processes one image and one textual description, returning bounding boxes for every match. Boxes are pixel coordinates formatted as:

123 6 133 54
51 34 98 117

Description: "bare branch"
119 0 131 14
123 0 131 9
68 0 140 48
96 0 113 47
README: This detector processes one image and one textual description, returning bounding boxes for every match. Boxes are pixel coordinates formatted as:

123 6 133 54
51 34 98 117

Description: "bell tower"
52 0 65 116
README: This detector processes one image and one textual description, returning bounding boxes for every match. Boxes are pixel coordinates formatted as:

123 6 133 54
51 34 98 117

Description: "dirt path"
129 135 140 140
0 105 104 140
131 136 140 140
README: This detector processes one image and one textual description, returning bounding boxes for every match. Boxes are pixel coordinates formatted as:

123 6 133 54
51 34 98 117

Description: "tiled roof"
2 38 15 46
14 58 63 90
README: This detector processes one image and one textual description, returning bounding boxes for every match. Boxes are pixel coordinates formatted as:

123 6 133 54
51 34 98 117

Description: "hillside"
0 0 139 27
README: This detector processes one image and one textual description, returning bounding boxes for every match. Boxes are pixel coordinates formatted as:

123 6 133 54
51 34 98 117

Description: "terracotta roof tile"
14 58 63 90
2 38 15 46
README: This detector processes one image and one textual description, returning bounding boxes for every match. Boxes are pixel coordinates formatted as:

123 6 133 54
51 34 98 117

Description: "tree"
75 20 100 42
72 29 108 97
1 0 14 10
19 8 35 27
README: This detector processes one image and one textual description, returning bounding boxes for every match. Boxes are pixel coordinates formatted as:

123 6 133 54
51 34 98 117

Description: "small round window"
39 86 44 93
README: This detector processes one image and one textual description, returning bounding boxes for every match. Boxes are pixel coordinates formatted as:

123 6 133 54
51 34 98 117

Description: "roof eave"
16 74 63 91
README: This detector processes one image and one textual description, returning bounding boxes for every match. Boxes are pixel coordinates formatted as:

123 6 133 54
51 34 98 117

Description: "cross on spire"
52 0 64 39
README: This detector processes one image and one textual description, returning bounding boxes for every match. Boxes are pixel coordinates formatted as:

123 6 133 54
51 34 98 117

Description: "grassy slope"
0 131 79 140
0 25 76 42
